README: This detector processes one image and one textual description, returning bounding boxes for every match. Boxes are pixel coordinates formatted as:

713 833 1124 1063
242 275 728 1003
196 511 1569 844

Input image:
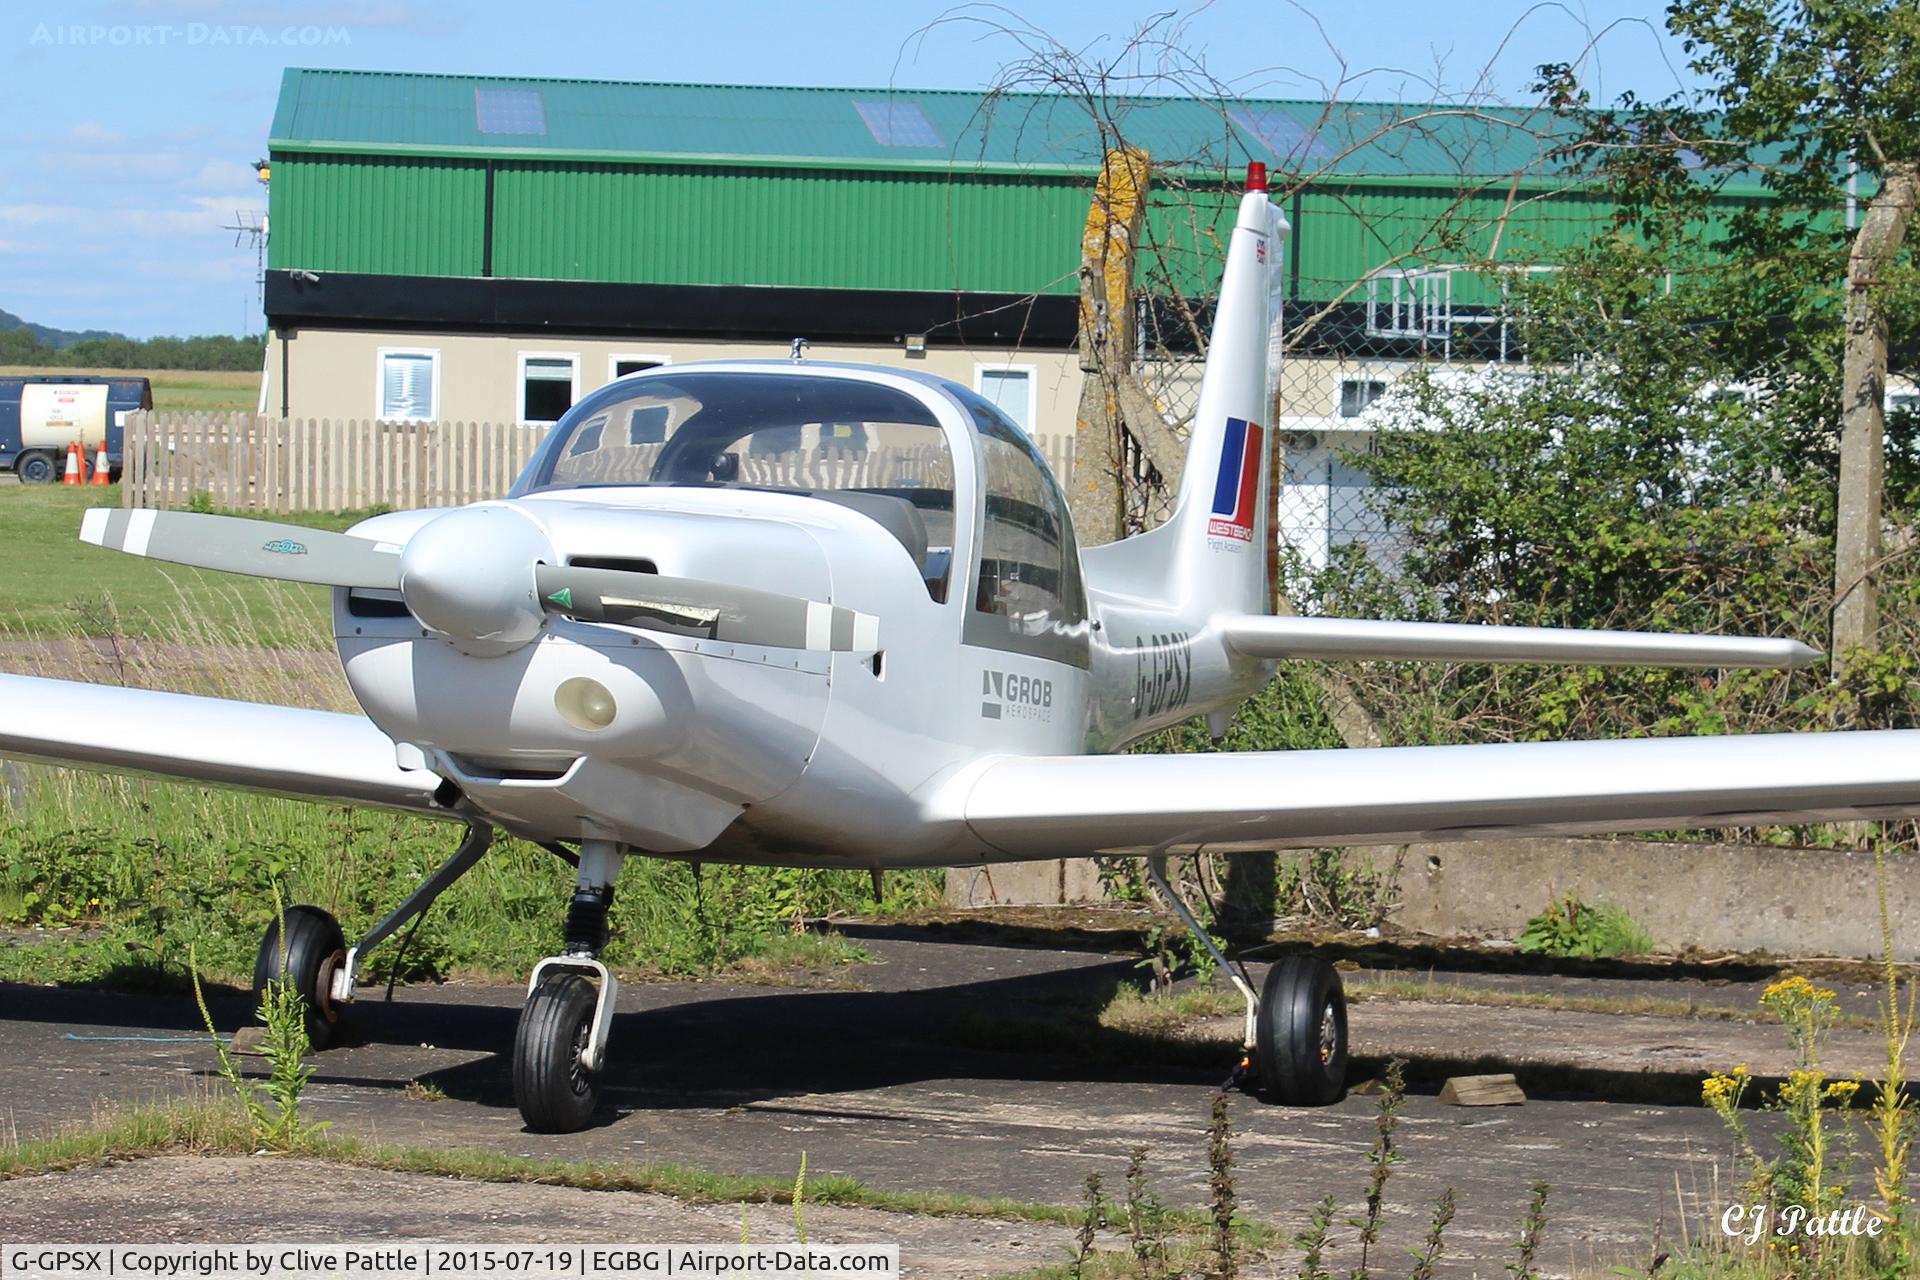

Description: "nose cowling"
399 506 554 656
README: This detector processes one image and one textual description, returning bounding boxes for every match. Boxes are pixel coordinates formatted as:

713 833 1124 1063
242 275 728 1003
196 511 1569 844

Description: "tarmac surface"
0 922 1873 1277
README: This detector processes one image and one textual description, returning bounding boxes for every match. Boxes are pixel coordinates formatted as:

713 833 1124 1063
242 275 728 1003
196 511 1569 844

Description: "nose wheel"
513 969 602 1133
512 839 625 1133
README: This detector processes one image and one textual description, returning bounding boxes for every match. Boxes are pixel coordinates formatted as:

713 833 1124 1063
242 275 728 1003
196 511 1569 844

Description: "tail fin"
1083 165 1289 617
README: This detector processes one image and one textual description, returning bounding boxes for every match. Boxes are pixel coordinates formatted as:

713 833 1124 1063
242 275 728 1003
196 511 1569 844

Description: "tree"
1663 0 1920 672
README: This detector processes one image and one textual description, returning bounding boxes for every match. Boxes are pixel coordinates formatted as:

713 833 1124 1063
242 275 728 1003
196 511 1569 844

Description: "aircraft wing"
951 731 1920 857
0 673 447 816
1222 614 1819 669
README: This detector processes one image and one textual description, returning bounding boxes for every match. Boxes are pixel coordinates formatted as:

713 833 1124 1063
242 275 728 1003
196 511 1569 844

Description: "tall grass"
0 572 937 987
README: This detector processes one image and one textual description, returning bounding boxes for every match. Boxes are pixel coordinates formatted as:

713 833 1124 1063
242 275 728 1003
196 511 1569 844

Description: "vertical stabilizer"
1084 166 1288 619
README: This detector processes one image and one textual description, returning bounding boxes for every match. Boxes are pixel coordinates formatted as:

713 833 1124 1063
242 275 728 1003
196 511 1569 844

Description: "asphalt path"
0 925 1815 1276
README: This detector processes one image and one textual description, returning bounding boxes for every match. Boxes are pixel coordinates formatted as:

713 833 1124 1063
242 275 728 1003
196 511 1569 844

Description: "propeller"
80 509 402 589
535 565 879 651
79 507 878 655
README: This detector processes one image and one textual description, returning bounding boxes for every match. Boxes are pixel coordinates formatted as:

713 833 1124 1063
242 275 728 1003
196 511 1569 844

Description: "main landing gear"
1144 853 1349 1106
251 820 627 1133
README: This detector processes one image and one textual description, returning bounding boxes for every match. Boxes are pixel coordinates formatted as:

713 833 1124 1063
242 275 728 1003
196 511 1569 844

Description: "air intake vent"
346 589 410 619
447 753 578 783
567 556 657 574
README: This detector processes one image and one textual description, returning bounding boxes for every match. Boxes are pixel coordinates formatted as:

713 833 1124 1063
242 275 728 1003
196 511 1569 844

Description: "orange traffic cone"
62 442 84 485
91 442 110 485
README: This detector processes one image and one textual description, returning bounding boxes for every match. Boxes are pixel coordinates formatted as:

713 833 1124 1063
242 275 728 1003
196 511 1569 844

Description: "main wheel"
253 905 347 1050
1256 954 1348 1105
16 451 55 484
513 970 600 1133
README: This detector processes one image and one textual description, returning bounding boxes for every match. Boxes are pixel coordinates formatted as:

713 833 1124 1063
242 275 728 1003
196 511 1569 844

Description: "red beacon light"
1246 161 1268 192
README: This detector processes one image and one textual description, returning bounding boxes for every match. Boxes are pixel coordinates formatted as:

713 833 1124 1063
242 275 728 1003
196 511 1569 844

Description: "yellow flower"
1702 1072 1744 1106
1825 1079 1861 1102
1762 975 1837 1006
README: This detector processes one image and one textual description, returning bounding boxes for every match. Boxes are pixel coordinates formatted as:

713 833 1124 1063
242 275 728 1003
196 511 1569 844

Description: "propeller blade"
534 564 879 652
80 509 403 590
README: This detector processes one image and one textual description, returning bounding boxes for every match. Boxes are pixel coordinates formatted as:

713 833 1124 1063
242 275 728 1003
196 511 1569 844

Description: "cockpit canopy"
514 365 1084 663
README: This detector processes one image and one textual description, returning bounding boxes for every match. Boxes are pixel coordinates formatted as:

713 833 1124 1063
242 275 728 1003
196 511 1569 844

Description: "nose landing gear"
512 839 624 1133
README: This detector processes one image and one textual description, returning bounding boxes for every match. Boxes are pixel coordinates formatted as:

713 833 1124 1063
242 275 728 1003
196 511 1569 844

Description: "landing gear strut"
512 839 624 1133
1145 852 1348 1106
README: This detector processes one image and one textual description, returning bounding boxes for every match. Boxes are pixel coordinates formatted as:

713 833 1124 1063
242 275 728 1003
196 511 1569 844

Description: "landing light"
555 677 617 731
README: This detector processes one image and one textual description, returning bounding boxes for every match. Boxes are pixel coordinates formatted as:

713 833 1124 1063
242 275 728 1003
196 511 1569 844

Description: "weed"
1507 1180 1550 1280
1121 1145 1171 1277
1517 889 1654 959
1351 1057 1407 1280
401 1079 448 1103
1292 1195 1336 1280
186 896 324 1150
1406 1187 1456 1280
1206 1090 1237 1279
792 1150 807 1246
1071 1172 1105 1278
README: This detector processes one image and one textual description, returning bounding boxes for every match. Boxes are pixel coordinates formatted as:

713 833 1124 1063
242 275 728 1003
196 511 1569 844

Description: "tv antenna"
224 209 268 306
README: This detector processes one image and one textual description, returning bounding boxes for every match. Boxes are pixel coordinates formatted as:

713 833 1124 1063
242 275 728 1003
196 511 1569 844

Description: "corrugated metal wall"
269 155 487 276
270 152 1732 305
490 162 1089 293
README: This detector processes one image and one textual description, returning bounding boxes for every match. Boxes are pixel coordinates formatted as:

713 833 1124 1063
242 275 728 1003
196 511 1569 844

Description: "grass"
0 1097 1121 1230
0 367 260 415
0 485 351 645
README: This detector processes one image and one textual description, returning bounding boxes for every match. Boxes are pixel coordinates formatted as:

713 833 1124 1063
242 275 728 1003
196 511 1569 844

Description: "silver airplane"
6 167 1917 1133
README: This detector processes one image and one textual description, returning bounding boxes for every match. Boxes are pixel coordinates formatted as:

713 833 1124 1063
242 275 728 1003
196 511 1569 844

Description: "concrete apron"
945 836 1920 961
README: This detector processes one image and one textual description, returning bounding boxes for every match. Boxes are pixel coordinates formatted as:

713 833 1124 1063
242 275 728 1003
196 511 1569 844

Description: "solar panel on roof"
853 99 943 148
1231 108 1330 161
475 86 547 136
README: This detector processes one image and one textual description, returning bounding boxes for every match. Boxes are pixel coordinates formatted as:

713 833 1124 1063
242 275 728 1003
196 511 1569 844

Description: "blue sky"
3 1 1705 339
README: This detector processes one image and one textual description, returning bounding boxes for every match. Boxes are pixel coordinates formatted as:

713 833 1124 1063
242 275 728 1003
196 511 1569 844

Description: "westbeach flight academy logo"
981 669 1053 721
1207 416 1263 542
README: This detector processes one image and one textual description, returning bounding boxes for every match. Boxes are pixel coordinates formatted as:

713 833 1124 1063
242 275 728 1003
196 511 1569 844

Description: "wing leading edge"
1222 614 1819 669
953 731 1920 858
0 673 447 816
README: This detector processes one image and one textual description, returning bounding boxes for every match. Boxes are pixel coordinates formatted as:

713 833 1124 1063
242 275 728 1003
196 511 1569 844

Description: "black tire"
16 451 55 484
253 905 347 1050
513 970 600 1133
1256 955 1348 1105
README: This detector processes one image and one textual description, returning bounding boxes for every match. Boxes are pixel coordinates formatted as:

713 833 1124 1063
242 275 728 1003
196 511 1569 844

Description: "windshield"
517 370 957 599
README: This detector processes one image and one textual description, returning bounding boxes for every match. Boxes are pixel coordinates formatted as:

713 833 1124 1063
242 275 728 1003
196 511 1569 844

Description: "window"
974 365 1035 434
1339 379 1384 419
955 388 1087 667
376 348 438 422
518 353 578 425
514 371 958 600
852 99 943 148
1365 268 1452 339
474 86 547 136
1230 107 1331 162
609 354 669 381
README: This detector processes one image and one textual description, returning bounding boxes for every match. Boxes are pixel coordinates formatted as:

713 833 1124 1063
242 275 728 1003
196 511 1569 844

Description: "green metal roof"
269 67 1586 182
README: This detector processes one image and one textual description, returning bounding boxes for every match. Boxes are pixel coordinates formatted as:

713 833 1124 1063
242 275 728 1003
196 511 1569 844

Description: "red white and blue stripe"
1206 417 1263 542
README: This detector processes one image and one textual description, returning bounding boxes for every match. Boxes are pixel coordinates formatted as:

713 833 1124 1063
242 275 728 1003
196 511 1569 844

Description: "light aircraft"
5 165 1917 1133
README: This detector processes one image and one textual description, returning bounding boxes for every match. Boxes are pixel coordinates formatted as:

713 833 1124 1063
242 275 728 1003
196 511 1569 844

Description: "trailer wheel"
16 451 55 484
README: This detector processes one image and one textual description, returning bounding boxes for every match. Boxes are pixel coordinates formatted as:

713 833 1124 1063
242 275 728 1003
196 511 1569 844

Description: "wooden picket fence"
120 412 1076 513
120 413 547 512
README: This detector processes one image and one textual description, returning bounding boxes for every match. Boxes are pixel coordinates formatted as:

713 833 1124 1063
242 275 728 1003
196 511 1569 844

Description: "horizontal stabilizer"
80 509 403 590
1223 614 1819 669
953 730 1920 858
0 674 446 815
